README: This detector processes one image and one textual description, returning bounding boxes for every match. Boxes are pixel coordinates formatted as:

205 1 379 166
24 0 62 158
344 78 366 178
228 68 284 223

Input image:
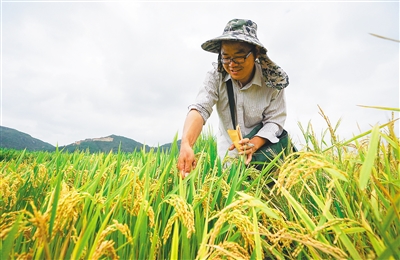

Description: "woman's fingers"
245 153 253 165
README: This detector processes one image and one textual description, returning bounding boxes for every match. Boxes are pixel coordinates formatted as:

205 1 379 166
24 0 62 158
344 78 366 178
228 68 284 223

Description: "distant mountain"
60 134 151 153
0 126 177 153
158 139 181 150
0 126 55 151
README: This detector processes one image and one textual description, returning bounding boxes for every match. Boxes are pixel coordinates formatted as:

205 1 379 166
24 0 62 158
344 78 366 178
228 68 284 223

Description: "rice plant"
0 107 399 259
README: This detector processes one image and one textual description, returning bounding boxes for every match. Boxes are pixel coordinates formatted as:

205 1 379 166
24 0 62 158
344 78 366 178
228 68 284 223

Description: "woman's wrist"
250 136 267 151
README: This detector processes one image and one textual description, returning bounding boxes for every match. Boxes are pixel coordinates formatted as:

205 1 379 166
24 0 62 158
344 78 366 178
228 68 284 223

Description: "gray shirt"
188 63 287 160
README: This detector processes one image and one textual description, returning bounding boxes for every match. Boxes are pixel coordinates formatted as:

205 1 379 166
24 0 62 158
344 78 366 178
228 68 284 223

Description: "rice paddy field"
1 108 399 260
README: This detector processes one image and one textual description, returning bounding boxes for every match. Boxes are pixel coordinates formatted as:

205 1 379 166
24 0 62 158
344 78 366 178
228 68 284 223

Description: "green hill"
60 134 151 153
0 126 177 153
0 126 55 151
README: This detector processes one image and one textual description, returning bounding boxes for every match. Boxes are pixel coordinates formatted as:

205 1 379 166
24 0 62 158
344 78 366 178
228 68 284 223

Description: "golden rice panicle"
208 241 250 260
217 177 231 198
318 105 339 145
207 208 258 258
245 166 262 182
193 175 217 216
0 170 23 209
52 182 85 235
193 191 210 218
227 209 258 252
209 193 295 257
149 177 164 199
222 241 250 259
273 152 344 194
118 163 133 179
112 219 132 243
92 220 131 259
265 227 347 259
193 192 207 217
259 210 287 233
366 249 377 260
73 169 90 187
162 214 179 244
123 194 155 228
92 240 119 260
193 175 231 217
273 152 316 192
29 201 50 245
146 202 155 228
122 176 155 228
62 164 76 186
15 249 34 260
267 228 288 251
289 231 347 259
208 211 228 247
29 163 48 188
0 211 30 240
222 156 239 168
97 224 117 244
164 195 195 239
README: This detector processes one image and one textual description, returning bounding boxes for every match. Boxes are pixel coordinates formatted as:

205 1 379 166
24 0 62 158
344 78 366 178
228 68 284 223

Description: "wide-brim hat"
201 19 267 54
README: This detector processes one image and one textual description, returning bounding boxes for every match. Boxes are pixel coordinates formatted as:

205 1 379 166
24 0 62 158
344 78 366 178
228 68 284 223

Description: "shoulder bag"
226 79 296 168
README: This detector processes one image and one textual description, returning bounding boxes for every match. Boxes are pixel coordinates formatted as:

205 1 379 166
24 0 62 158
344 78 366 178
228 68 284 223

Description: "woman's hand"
229 136 267 165
238 138 256 164
176 109 203 179
177 143 196 179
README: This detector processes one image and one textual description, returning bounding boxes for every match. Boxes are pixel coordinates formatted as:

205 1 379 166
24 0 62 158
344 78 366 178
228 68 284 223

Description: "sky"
1 0 399 148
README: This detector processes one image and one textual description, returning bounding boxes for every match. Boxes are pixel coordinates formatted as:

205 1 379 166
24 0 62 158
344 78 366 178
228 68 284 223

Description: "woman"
177 19 289 178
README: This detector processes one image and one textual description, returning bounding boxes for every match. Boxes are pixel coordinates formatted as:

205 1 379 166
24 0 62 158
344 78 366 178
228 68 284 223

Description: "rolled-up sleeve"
188 70 220 124
256 88 286 143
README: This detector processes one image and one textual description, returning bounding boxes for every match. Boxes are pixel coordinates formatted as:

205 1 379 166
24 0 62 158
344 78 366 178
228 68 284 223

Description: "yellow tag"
227 125 243 151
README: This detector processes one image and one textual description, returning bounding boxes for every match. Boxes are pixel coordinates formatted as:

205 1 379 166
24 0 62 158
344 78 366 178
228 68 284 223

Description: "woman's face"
221 41 256 86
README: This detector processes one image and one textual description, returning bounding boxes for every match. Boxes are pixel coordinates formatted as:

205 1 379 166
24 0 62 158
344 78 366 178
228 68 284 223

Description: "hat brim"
201 33 267 54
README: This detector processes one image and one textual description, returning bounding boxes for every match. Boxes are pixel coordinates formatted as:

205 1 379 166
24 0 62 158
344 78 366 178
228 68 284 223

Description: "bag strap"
226 79 236 128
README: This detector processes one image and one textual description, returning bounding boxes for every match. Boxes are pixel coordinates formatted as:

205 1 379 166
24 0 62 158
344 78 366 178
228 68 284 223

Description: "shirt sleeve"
188 69 220 124
256 88 287 143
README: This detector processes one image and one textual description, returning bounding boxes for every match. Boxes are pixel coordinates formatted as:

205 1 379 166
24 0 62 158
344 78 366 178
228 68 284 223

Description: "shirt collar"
223 63 263 89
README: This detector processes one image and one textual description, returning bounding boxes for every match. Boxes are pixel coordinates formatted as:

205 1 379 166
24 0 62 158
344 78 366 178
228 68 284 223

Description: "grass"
0 107 399 259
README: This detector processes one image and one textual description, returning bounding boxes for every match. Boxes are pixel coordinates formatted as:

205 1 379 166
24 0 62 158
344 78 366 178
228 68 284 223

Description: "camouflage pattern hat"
201 19 267 54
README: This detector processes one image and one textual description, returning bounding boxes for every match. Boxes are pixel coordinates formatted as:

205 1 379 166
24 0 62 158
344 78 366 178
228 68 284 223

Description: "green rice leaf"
171 220 179 260
0 215 21 259
323 167 348 182
359 124 380 190
48 168 63 237
304 184 361 259
358 104 400 112
279 187 316 231
342 227 366 234
237 192 281 220
252 207 262 259
378 235 400 259
333 179 355 219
